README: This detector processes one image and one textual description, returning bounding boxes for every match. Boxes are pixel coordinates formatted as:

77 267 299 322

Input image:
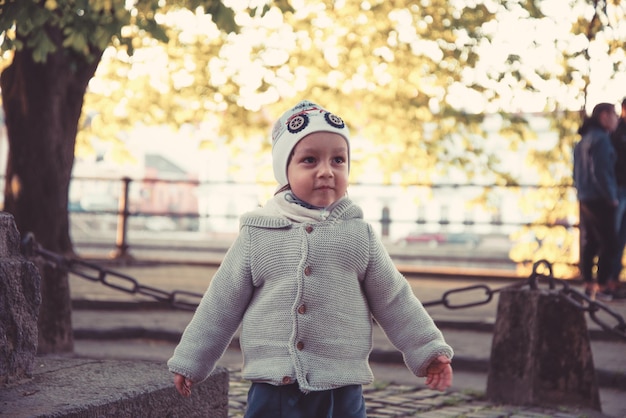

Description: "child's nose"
318 161 334 177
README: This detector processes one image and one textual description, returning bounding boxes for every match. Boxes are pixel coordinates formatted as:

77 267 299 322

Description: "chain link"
20 234 626 339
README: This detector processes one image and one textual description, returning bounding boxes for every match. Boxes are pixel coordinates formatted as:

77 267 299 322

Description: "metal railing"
66 176 577 255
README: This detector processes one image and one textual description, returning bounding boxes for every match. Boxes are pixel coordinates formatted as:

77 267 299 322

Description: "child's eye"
302 156 316 163
333 156 346 164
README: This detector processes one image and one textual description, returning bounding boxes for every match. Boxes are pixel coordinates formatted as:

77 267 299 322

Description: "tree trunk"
0 27 102 354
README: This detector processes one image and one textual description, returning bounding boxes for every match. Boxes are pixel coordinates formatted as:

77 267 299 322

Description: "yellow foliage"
44 0 58 11
67 0 625 279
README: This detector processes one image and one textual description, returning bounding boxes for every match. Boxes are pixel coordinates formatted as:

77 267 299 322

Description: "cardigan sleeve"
167 227 254 383
361 225 453 377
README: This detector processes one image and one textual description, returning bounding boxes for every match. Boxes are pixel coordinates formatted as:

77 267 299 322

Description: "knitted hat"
271 100 350 187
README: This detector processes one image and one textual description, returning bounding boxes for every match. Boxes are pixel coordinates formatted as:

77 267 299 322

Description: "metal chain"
21 233 204 311
421 259 626 339
21 234 626 339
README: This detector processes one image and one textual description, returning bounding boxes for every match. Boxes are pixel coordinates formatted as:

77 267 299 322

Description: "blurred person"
573 102 620 301
611 97 626 298
167 100 453 417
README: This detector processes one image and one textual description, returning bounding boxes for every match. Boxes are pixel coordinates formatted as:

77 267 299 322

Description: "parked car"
145 216 177 231
396 232 446 247
445 232 482 248
396 231 481 248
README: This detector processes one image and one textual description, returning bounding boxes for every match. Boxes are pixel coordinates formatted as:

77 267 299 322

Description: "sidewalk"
68 260 626 417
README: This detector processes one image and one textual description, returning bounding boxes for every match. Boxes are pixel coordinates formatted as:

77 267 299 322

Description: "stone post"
0 213 229 416
0 212 41 384
486 288 601 411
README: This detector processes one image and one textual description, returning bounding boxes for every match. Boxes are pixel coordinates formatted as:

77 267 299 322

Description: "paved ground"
66 254 626 418
73 337 625 418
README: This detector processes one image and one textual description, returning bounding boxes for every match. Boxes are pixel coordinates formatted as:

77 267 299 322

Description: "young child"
168 100 453 417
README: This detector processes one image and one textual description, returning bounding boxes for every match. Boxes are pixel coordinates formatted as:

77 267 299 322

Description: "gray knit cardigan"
167 197 453 392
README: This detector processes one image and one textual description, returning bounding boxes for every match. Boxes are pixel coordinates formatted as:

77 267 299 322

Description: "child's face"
287 132 349 208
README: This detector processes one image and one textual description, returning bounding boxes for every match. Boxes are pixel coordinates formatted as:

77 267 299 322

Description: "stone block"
486 288 600 411
0 211 22 257
0 358 229 417
0 212 42 384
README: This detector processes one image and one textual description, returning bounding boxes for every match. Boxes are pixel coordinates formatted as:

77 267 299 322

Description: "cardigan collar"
240 192 363 228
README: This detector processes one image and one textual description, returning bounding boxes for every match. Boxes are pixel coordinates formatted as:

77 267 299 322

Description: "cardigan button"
305 225 313 233
297 304 306 314
282 376 292 384
304 266 312 276
296 341 304 350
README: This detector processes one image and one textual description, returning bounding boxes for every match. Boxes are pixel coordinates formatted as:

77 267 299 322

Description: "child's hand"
174 373 193 398
425 355 452 391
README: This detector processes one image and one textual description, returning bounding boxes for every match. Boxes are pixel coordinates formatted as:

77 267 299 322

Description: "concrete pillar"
486 288 601 411
0 212 41 384
0 211 229 415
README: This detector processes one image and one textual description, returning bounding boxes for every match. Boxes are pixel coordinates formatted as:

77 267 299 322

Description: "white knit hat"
271 100 350 187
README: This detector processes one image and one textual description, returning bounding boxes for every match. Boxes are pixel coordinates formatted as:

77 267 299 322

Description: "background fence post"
381 206 390 238
113 176 132 260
